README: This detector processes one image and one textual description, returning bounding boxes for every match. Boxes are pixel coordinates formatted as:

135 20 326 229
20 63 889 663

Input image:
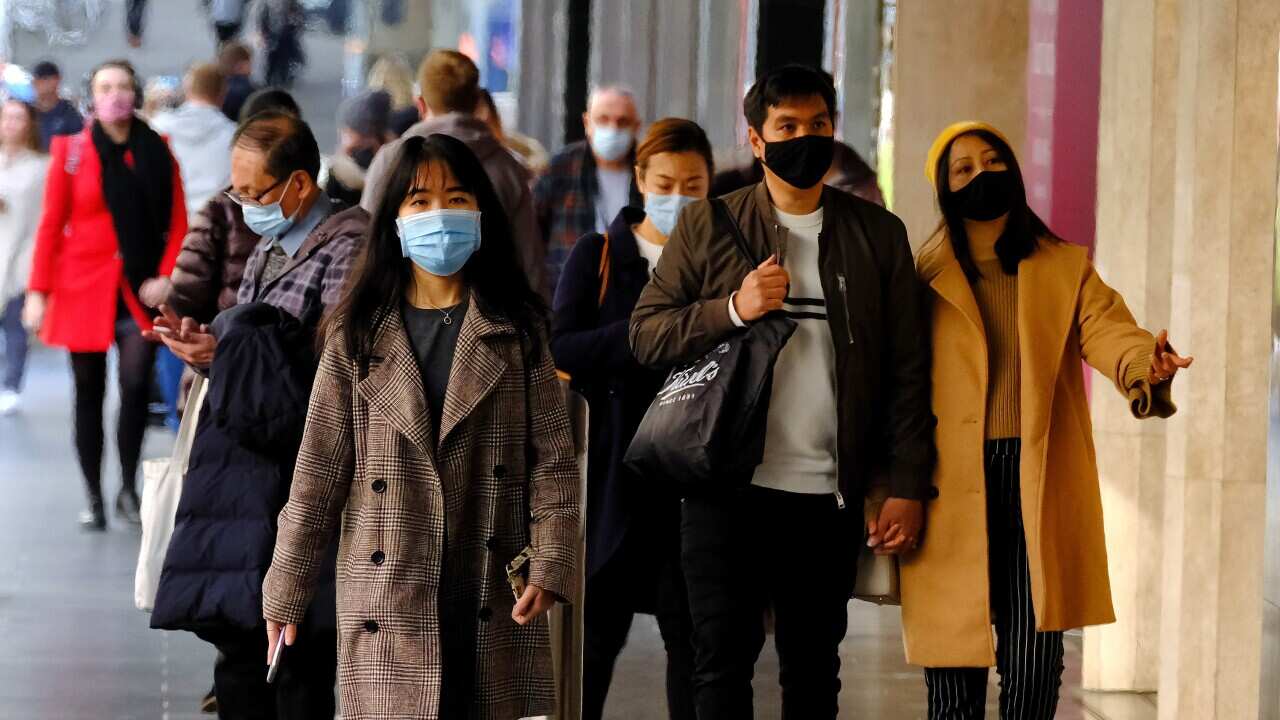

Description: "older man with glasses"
147 110 367 719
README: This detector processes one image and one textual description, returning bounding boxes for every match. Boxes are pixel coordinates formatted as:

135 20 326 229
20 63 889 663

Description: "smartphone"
266 635 285 683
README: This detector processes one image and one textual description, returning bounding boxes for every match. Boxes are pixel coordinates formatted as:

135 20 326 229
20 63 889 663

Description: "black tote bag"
624 198 797 493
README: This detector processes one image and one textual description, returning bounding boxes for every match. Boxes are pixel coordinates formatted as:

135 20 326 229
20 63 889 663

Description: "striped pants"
924 439 1065 719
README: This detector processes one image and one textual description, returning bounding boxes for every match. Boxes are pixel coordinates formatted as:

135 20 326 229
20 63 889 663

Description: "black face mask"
763 134 834 190
350 147 377 170
948 169 1016 221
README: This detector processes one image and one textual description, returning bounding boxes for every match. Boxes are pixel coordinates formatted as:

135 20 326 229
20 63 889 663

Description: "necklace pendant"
442 315 453 325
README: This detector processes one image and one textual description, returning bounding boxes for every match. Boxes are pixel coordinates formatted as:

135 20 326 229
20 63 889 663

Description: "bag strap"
711 197 760 269
597 232 611 308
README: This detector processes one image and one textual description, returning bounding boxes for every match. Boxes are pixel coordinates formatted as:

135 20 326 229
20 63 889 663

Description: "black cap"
32 61 60 79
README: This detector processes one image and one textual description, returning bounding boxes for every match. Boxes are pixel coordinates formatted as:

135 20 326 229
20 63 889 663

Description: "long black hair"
933 129 1059 281
323 133 547 361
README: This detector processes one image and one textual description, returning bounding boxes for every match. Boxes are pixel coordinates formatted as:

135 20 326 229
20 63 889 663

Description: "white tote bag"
135 374 208 612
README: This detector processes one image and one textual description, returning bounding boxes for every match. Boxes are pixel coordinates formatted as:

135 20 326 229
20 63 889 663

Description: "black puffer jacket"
151 302 336 633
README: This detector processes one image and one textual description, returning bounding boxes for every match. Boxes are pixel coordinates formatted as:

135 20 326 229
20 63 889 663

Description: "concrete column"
889 1 1029 247
589 0 658 115
650 0 700 120
1156 0 1278 717
1082 0 1178 692
830 0 881 162
516 0 568 150
695 0 753 149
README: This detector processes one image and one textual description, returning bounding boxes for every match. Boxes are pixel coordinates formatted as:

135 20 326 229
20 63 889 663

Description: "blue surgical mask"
397 208 483 277
644 193 698 237
241 177 297 238
590 125 633 163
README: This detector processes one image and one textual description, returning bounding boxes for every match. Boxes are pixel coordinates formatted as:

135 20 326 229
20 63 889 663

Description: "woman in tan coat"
261 133 579 719
901 122 1192 719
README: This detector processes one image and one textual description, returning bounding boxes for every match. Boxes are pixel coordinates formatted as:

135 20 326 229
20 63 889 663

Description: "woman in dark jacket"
551 118 713 720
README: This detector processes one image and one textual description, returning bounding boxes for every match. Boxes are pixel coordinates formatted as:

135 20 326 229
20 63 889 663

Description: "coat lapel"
922 235 986 340
1017 241 1086 441
438 298 515 448
355 309 436 458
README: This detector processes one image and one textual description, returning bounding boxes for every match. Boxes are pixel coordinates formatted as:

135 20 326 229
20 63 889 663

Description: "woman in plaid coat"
262 133 580 719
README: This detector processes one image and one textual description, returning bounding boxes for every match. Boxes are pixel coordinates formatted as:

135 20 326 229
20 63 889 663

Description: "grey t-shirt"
595 167 632 233
401 296 469 444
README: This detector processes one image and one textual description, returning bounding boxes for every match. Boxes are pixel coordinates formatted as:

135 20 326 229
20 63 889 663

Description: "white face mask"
589 125 634 163
644 193 698 237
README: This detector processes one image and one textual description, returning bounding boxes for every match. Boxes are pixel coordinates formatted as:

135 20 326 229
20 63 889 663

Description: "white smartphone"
266 635 285 683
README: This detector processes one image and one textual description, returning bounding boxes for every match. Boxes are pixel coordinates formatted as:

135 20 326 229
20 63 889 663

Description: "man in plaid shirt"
534 86 644 296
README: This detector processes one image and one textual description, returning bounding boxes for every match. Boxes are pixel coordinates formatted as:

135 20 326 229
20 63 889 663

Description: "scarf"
91 119 174 297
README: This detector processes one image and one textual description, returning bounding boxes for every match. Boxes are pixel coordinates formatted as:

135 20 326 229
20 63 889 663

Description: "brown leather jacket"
166 191 260 323
628 182 935 500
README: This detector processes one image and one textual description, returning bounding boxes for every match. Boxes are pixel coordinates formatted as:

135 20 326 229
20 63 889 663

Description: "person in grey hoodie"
361 49 546 299
150 63 238 222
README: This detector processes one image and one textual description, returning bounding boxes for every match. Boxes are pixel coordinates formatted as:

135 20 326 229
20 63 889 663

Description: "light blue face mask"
589 125 634 163
644 193 698 237
241 176 297 238
397 208 483 277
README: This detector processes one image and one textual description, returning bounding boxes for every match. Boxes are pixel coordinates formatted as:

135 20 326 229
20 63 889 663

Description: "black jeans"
196 625 336 720
68 315 155 503
583 540 696 720
924 439 1065 719
681 484 859 720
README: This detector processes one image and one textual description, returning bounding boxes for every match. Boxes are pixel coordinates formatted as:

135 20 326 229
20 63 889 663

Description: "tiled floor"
0 346 1155 718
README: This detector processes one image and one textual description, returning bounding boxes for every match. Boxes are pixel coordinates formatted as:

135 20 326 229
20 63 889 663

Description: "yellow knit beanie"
924 121 1013 186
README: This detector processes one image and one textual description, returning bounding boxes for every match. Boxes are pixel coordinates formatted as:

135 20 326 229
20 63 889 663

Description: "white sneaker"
0 390 19 415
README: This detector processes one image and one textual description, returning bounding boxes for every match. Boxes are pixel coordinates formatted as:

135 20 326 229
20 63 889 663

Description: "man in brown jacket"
629 65 935 719
361 49 545 297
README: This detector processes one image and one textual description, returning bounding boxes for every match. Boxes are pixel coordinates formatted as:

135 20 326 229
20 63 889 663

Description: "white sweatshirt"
731 206 839 494
0 149 50 301
151 102 236 219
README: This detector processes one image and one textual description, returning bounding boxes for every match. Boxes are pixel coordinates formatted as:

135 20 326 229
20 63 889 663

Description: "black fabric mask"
949 170 1016 221
763 135 835 190
350 147 376 169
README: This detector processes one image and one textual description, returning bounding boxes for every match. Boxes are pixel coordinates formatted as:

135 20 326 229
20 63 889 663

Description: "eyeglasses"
225 176 288 208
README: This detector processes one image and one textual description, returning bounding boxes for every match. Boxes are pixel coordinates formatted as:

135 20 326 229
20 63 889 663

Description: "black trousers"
681 484 859 720
583 540 696 720
196 625 336 720
68 316 155 503
925 439 1065 719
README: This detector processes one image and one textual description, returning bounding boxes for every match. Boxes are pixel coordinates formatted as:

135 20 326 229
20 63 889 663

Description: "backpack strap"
597 232 611 308
711 198 760 269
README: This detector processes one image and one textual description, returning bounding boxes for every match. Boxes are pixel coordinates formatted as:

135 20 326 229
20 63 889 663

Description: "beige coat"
901 233 1174 667
263 301 580 719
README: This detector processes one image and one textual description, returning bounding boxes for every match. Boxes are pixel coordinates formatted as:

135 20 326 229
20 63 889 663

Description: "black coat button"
486 536 498 551
928 487 940 500
364 620 379 633
371 480 386 494
493 465 506 479
371 550 385 565
478 607 493 622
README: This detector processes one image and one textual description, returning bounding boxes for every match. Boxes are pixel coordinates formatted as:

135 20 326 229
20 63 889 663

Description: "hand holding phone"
266 620 296 683
266 631 285 683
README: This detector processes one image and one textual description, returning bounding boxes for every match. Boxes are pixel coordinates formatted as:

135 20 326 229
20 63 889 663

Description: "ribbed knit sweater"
973 253 1020 439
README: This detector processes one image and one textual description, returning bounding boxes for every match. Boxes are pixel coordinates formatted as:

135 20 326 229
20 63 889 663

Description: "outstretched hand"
1148 330 1192 384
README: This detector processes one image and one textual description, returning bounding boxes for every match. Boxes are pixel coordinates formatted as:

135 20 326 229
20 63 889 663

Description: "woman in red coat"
24 59 187 530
